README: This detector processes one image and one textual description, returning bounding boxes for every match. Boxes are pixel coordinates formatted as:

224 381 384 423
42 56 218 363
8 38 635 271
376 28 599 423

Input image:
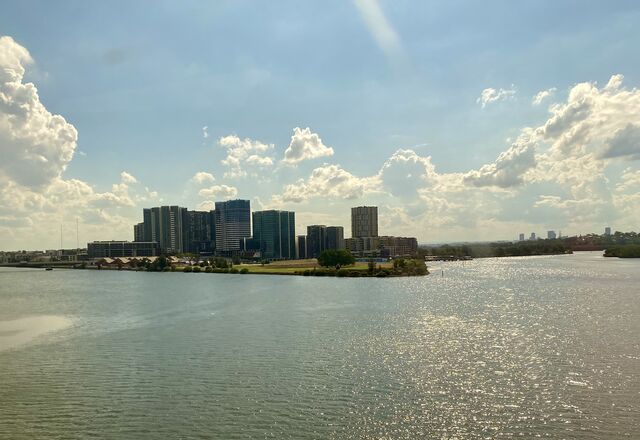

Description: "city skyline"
2 2 640 250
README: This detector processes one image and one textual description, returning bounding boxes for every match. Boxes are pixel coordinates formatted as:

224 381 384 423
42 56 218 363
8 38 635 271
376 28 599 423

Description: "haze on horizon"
1 0 639 250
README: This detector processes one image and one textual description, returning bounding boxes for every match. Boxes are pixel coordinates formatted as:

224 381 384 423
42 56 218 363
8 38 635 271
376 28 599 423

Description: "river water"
1 252 638 439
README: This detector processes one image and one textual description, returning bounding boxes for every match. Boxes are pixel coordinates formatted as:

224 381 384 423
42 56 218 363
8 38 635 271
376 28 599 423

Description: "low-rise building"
378 236 418 257
346 236 380 258
87 241 160 258
346 236 417 258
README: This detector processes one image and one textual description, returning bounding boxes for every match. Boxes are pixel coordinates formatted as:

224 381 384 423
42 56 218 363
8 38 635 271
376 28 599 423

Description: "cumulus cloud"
0 173 159 248
0 36 163 249
218 134 274 178
191 171 215 184
477 86 517 108
600 123 640 160
529 74 640 197
532 87 556 106
268 74 640 239
0 36 78 188
202 125 209 139
378 149 438 197
246 154 274 167
2 34 639 247
463 132 537 188
282 127 334 165
276 164 377 203
198 184 238 200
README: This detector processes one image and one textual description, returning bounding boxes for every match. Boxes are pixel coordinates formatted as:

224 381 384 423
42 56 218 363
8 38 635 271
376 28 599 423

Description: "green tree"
212 257 228 268
317 249 356 267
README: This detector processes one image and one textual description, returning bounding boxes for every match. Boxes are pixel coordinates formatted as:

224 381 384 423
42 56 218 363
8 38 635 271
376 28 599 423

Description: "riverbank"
182 258 428 277
604 244 640 258
0 258 429 277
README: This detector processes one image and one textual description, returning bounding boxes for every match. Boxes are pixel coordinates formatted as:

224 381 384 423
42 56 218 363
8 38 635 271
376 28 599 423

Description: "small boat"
45 266 53 271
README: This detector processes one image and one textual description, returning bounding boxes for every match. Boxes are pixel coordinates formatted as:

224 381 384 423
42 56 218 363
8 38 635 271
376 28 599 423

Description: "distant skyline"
1 1 640 250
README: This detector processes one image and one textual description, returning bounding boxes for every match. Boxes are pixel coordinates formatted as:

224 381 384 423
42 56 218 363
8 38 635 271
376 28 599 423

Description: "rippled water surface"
1 252 639 439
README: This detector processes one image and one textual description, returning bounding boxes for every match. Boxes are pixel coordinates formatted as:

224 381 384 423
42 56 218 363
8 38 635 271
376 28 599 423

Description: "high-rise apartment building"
326 226 345 250
183 210 215 254
142 206 186 254
530 232 537 241
215 199 251 254
134 222 145 242
605 226 612 236
547 230 557 240
519 233 525 241
351 206 378 238
297 235 307 259
306 225 327 258
252 210 296 260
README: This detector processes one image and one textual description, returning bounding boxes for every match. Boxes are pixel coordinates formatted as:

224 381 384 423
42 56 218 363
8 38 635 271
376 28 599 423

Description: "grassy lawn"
234 265 301 274
235 260 393 274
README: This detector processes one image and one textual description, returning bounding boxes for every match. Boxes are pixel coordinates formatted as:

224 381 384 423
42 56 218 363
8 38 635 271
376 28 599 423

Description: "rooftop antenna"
76 217 79 250
60 223 63 250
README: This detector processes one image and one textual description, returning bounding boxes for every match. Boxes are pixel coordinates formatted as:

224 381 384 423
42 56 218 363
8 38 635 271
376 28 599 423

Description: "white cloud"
532 87 556 106
218 134 274 178
353 0 406 66
246 155 274 167
463 131 537 188
0 36 78 188
202 125 209 139
378 149 438 197
282 127 334 165
198 184 238 200
2 34 639 247
477 86 517 108
530 74 640 197
600 123 640 160
191 171 215 184
197 200 215 211
275 164 377 203
120 171 138 184
268 75 640 239
616 168 640 192
0 37 162 249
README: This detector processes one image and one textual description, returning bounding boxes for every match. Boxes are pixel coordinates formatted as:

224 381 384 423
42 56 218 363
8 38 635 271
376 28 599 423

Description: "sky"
1 0 640 250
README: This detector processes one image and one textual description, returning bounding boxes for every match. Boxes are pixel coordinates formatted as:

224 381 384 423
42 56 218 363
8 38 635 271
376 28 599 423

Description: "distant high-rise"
252 210 296 260
326 226 345 250
142 206 186 253
351 206 378 238
134 222 145 242
530 232 537 241
547 230 557 240
605 226 612 236
183 210 215 254
143 208 154 242
518 233 525 241
215 199 251 254
307 225 327 258
297 235 307 259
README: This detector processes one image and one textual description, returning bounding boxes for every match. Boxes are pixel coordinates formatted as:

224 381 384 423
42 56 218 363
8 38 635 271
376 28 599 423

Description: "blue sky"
1 1 640 249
